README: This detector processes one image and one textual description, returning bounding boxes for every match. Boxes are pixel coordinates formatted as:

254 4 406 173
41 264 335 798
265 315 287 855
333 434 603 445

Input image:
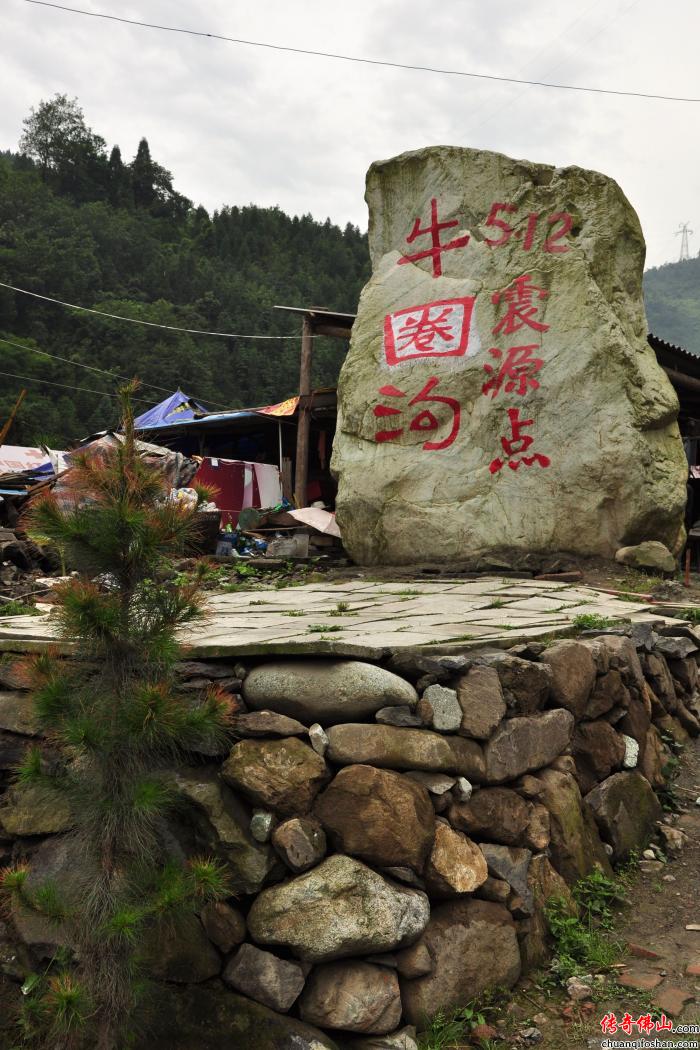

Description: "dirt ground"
483 736 700 1050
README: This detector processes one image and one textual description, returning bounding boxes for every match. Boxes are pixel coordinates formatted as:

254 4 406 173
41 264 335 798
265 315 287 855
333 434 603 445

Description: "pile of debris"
0 527 61 605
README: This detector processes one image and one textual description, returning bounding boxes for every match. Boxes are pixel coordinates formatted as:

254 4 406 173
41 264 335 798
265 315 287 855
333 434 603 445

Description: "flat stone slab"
0 578 683 659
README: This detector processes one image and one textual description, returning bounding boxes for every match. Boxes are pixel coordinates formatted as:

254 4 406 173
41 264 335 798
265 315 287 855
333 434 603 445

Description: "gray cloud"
2 0 698 268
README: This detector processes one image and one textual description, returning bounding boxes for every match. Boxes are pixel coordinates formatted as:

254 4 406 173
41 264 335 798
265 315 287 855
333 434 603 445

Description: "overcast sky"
2 0 699 269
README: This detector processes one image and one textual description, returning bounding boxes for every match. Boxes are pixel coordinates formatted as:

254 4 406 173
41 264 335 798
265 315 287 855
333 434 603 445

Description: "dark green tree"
19 94 108 201
0 387 231 1050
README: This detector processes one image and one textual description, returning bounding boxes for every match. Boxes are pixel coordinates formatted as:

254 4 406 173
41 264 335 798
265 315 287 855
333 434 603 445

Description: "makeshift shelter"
133 389 336 509
133 390 210 429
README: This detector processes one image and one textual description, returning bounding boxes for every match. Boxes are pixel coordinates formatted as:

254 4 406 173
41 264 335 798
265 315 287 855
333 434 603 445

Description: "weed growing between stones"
0 386 232 1050
571 613 620 631
0 599 41 617
545 870 625 982
417 1000 492 1049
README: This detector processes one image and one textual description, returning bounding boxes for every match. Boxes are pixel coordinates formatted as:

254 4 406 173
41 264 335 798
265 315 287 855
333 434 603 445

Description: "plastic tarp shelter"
134 390 210 430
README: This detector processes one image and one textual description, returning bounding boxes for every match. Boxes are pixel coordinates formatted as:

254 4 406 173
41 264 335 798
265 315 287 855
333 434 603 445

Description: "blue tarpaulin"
134 390 210 430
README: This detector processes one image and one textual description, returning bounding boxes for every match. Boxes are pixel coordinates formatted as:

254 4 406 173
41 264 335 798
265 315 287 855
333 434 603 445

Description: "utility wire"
24 0 700 104
0 281 302 340
0 335 227 408
0 368 153 403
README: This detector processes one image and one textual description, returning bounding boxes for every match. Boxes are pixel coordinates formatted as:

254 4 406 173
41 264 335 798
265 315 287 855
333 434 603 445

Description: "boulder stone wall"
1 625 698 1048
331 146 687 566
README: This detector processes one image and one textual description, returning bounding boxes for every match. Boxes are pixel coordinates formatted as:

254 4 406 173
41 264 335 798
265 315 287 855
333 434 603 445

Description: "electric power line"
24 0 700 104
0 368 154 403
0 281 302 340
0 335 226 408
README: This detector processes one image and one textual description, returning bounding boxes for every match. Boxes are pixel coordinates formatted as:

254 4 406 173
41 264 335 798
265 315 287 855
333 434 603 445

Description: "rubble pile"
0 528 61 605
0 623 698 1048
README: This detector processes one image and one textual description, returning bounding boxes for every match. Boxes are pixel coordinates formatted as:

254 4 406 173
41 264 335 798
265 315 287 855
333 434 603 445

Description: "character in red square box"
383 297 476 366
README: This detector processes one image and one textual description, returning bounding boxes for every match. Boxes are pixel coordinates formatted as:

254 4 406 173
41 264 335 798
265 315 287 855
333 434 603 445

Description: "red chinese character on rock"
492 274 549 335
635 1014 655 1035
482 344 543 398
398 198 470 278
383 297 476 365
374 378 461 451
600 1013 618 1034
656 1014 674 1032
489 407 551 475
619 1013 634 1036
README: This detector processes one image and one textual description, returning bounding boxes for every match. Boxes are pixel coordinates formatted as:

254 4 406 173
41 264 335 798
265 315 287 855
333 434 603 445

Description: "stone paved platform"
0 577 682 659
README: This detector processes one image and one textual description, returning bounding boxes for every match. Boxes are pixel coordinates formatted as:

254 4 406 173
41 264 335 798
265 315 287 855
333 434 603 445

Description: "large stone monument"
331 147 687 567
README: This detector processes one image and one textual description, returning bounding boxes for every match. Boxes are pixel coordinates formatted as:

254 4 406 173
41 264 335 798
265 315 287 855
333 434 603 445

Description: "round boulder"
399 899 521 1026
222 737 330 816
313 765 435 872
243 660 418 725
299 961 401 1034
247 855 430 962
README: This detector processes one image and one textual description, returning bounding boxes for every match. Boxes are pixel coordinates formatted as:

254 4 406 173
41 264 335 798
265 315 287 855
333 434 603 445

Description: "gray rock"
479 844 533 915
484 709 574 783
342 1026 418 1050
243 660 418 725
474 876 511 904
174 768 277 894
137 985 340 1050
200 901 246 953
404 771 455 795
143 913 221 983
417 685 462 733
585 670 631 719
615 541 676 574
476 655 551 717
452 776 473 801
331 146 686 567
247 855 430 962
0 691 38 735
251 810 275 843
423 821 488 897
223 942 306 1012
0 657 31 690
584 770 663 862
534 768 613 883
381 867 425 889
0 783 72 837
309 723 330 755
540 641 597 719
399 899 521 1026
448 787 530 846
376 706 423 728
394 941 433 978
654 635 698 660
299 961 401 1034
176 660 241 680
621 734 639 768
326 724 485 780
231 710 308 737
222 737 330 816
313 765 435 873
455 665 507 738
272 816 327 873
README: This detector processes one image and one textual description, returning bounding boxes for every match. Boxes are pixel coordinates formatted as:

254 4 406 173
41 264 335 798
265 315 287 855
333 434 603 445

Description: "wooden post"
294 315 313 507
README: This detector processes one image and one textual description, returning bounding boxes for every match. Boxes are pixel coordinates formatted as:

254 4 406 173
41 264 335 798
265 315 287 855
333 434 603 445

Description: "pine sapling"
0 385 232 1050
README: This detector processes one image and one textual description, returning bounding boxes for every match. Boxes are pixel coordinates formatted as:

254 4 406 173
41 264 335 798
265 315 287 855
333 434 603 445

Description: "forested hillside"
644 258 700 356
0 96 369 447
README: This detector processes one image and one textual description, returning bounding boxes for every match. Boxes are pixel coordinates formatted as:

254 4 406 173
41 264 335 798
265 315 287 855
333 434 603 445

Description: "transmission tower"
677 222 693 261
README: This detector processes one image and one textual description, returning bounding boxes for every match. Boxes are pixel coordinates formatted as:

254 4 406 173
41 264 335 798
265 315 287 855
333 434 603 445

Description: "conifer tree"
0 386 231 1050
